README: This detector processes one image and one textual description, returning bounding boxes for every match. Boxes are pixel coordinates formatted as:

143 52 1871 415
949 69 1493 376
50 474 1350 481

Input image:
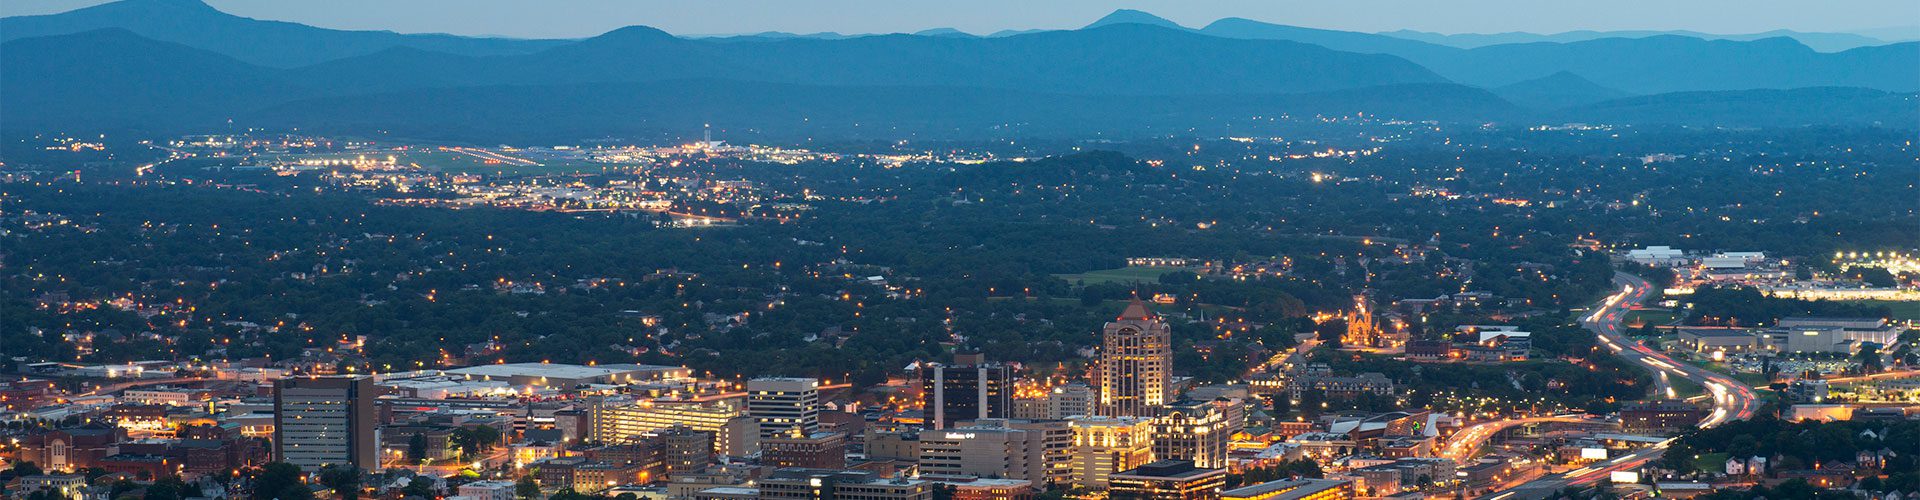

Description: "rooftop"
1222 478 1352 500
447 363 630 380
1114 460 1222 480
1117 297 1157 321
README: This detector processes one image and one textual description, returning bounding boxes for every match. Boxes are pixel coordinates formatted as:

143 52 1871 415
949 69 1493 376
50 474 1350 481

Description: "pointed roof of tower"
1118 297 1156 321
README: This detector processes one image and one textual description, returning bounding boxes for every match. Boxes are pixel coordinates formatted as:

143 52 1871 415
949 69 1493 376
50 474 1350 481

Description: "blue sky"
7 0 1918 39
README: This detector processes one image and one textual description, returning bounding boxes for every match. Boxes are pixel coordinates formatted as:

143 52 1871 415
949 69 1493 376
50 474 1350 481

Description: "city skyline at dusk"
2 1 1915 500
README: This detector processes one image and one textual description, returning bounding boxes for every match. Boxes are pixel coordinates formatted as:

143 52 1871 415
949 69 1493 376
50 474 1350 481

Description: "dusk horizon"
5 0 1918 40
2 2 1916 500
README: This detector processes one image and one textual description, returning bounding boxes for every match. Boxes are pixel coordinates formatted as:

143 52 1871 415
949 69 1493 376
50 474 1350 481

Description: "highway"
1441 416 1596 463
1481 272 1760 500
1586 272 1759 428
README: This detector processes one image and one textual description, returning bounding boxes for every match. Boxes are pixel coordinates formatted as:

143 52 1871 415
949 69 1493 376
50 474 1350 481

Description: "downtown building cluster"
4 299 1640 500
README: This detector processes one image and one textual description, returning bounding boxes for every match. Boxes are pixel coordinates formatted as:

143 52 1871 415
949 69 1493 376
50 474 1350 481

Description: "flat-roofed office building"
748 378 820 440
1069 416 1155 490
923 353 1010 429
1108 460 1229 499
274 376 378 472
917 419 1071 489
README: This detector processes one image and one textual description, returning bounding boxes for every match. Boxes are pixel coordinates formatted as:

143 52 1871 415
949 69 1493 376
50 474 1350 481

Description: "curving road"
1586 272 1759 428
1442 416 1597 463
1482 272 1760 500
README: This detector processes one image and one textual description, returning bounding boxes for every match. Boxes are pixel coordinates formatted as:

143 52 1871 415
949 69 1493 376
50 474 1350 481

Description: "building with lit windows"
14 475 89 500
748 378 820 440
658 427 717 475
923 353 1010 429
916 419 1071 489
937 478 1035 500
756 469 932 500
274 375 378 472
1620 400 1708 433
1220 478 1354 500
457 480 517 500
1152 401 1236 469
445 363 691 388
1068 416 1155 489
1023 382 1094 420
760 431 847 469
1107 460 1229 499
592 398 742 454
17 427 124 472
1099 299 1171 417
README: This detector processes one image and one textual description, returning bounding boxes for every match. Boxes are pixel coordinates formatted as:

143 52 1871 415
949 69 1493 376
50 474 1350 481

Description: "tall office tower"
747 378 820 440
274 376 378 472
923 353 1011 429
1068 416 1156 490
1098 299 1172 417
1152 401 1235 469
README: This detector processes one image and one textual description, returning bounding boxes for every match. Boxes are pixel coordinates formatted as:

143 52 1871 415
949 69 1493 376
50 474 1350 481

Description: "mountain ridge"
0 0 563 67
3 5 1913 137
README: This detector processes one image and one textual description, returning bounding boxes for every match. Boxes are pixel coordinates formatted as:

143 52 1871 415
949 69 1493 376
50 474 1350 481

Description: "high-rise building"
274 376 378 472
748 378 820 441
1099 299 1172 417
924 353 1011 429
917 419 1072 489
1068 416 1155 490
1152 401 1236 470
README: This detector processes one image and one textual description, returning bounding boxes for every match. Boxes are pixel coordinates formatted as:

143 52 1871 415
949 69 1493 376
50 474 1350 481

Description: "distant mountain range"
1380 28 1906 53
1492 72 1632 110
0 0 561 67
1152 13 1918 93
3 0 1915 138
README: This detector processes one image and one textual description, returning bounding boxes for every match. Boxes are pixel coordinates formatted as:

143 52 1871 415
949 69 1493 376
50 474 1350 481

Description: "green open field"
1624 309 1682 327
1694 360 1773 387
1054 266 1205 285
1669 373 1707 399
1692 452 1729 473
1844 300 1920 321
